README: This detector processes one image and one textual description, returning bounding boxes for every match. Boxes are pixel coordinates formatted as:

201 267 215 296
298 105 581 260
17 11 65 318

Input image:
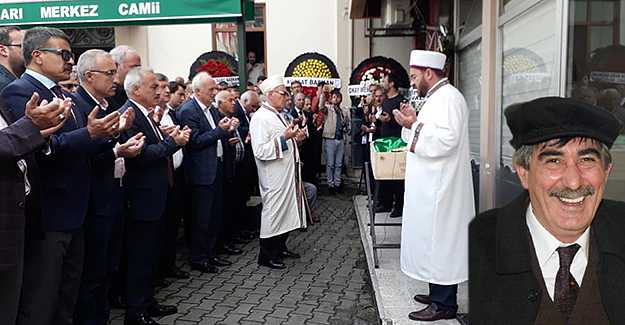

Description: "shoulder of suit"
2 77 28 92
597 199 625 226
470 206 500 236
177 99 192 110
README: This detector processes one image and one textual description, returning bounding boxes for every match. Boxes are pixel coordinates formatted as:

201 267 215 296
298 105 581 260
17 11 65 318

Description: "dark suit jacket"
72 86 118 218
121 100 179 221
219 111 245 181
176 98 230 186
0 64 17 92
0 101 44 269
469 192 625 324
234 101 249 141
167 106 180 125
1 73 97 232
289 107 300 120
107 85 128 111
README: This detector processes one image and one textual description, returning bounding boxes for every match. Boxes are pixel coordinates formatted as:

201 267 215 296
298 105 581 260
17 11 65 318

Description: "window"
566 0 625 200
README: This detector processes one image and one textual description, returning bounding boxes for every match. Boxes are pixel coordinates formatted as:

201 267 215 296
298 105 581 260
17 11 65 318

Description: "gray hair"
124 67 154 97
295 92 306 100
0 26 20 46
215 90 231 108
76 49 111 83
155 72 168 83
110 45 137 65
512 138 612 170
191 72 213 92
240 90 258 104
23 27 70 65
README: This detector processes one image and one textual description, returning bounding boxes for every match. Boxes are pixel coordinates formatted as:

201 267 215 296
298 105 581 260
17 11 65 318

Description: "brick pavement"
110 190 379 324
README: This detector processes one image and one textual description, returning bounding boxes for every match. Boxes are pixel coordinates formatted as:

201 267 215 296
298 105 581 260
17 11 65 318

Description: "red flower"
197 60 233 77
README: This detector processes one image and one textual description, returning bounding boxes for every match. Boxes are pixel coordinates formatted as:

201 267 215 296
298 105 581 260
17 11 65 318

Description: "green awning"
0 0 253 27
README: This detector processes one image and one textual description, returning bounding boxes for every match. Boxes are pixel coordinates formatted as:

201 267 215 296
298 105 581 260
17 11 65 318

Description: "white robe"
250 103 307 238
399 83 475 285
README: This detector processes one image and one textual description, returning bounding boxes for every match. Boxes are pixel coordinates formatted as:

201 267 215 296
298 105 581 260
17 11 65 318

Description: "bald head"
241 90 260 113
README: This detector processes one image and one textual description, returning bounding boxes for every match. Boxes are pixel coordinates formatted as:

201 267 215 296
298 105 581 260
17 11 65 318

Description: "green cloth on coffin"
373 137 407 152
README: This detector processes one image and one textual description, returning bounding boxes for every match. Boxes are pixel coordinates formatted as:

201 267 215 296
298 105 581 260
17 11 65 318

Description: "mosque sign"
0 0 252 27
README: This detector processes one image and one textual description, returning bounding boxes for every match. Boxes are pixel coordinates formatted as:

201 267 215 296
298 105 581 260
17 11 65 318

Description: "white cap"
258 75 284 94
409 50 446 70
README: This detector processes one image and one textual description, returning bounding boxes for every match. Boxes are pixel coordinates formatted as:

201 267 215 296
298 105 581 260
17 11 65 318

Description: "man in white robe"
393 50 475 321
250 75 307 269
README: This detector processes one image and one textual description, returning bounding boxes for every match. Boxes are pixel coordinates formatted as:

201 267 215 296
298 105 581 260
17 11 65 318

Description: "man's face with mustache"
516 137 612 243
38 37 74 83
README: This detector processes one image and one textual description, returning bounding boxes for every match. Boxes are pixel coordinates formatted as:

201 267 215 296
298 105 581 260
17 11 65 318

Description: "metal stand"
364 162 401 268
357 167 365 194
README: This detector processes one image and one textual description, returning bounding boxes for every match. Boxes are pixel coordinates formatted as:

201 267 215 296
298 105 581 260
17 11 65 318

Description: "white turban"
258 75 284 94
409 50 446 70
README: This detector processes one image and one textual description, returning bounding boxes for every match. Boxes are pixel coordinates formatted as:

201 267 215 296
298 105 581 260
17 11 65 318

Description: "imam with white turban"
250 76 307 240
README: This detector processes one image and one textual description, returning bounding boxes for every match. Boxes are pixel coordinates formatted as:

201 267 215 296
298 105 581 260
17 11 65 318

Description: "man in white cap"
250 75 308 269
393 50 474 321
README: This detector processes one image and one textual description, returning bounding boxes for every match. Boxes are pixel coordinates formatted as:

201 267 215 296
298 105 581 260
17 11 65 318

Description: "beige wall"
263 0 338 76
112 0 414 90
115 24 213 81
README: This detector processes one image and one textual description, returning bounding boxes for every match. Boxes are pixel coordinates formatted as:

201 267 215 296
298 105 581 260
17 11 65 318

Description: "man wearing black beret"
469 96 625 324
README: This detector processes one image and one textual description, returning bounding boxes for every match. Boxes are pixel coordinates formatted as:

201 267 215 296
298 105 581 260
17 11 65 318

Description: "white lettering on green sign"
40 5 98 19
0 8 22 20
118 2 161 16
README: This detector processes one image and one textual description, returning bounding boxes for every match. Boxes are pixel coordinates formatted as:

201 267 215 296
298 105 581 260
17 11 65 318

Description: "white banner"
590 71 625 85
214 76 240 86
284 77 341 88
347 84 370 96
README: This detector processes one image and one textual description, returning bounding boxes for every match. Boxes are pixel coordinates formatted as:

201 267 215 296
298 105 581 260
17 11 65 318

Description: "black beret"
504 96 621 149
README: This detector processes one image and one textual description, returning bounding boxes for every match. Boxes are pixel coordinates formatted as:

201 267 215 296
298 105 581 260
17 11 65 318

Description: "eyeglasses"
89 69 117 78
276 90 288 97
37 48 74 62
1 43 21 48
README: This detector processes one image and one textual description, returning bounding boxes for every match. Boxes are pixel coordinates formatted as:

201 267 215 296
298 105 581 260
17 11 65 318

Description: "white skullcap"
258 75 284 94
409 50 446 70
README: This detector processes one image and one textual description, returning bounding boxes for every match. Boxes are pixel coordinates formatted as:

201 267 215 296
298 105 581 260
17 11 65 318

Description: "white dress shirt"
193 96 222 158
160 105 184 169
0 114 30 194
25 69 56 91
526 203 590 301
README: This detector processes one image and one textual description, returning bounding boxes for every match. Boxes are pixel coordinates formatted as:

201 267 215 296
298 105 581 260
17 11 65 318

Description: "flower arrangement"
348 56 409 106
196 59 235 78
360 66 391 86
292 58 333 79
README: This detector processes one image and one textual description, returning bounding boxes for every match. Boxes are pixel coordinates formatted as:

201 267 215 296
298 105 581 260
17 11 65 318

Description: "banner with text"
0 0 247 26
284 77 341 89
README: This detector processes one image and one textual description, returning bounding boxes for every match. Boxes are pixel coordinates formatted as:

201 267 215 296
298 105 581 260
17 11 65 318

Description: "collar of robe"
425 77 449 98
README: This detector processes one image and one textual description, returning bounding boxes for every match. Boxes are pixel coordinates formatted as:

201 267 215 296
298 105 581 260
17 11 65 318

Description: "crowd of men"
0 25 317 325
0 22 427 325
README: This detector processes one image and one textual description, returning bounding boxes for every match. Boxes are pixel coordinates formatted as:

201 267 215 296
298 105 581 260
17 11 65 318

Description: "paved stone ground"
111 189 380 325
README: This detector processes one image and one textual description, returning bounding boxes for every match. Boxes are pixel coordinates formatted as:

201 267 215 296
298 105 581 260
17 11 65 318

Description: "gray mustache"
548 186 595 199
